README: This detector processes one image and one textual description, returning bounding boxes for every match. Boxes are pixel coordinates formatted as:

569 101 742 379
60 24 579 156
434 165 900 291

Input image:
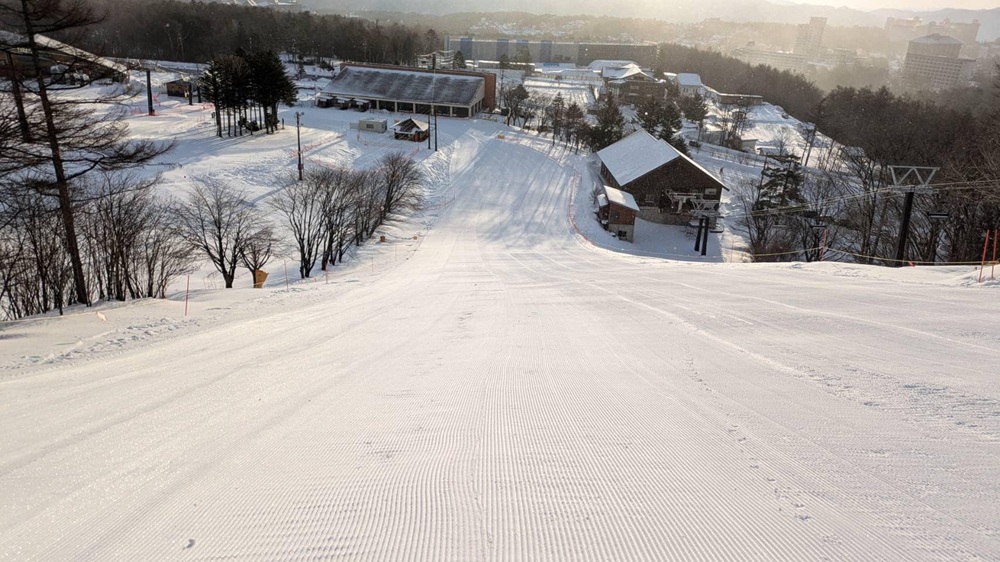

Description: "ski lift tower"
891 165 938 267
690 199 722 257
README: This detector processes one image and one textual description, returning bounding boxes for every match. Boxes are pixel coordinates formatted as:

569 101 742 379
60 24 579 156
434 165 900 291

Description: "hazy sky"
790 0 995 11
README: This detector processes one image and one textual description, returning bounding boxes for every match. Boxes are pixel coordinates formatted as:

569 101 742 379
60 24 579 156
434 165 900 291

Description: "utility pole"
295 111 304 181
891 165 938 267
429 53 438 151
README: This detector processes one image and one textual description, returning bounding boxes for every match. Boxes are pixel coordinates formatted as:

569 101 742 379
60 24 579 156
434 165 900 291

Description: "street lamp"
295 111 304 181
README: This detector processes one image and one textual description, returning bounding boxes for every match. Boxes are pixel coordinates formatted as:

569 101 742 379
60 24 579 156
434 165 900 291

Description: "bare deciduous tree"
377 152 424 222
1 0 171 305
269 172 328 279
174 179 266 288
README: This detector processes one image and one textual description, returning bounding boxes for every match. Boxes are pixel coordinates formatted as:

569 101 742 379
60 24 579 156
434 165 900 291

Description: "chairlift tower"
890 165 938 267
690 199 721 257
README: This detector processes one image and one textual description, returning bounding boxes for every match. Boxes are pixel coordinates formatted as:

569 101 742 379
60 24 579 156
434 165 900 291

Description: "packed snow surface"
2 97 1000 561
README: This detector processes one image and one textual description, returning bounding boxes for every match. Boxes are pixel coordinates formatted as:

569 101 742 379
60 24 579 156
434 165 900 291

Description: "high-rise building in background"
794 17 827 57
902 34 975 90
927 19 980 46
886 17 981 57
885 17 926 43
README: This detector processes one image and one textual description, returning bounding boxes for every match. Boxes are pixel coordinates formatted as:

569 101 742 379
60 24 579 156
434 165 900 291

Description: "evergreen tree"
564 102 586 151
248 50 297 133
589 94 626 151
514 45 532 64
548 93 566 145
678 93 709 125
201 51 295 137
760 154 805 208
452 50 466 70
636 97 687 154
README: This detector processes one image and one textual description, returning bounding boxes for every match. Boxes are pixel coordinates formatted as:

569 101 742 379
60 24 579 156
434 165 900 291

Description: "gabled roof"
597 129 728 191
588 59 639 72
604 66 651 81
393 118 429 133
603 185 640 212
323 66 483 106
597 129 682 186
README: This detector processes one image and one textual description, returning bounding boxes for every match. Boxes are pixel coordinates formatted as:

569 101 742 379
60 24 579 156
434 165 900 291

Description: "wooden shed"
392 118 429 142
165 79 191 98
598 185 640 242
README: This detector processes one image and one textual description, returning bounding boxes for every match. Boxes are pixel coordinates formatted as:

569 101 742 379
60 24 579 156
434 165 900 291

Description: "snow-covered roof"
603 66 649 81
393 118 429 133
588 60 639 72
911 34 962 45
598 129 729 192
323 66 484 106
603 185 640 212
676 73 703 87
0 30 129 76
597 129 681 186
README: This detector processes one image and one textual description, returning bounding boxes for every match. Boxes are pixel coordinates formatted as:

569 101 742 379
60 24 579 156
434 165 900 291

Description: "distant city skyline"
789 0 996 11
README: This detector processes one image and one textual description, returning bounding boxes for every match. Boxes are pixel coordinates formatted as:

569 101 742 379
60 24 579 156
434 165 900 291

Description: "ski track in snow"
1 104 999 561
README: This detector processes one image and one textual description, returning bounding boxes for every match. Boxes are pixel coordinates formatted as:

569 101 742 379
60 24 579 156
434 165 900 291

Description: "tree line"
200 50 296 137
731 78 999 265
70 0 443 66
175 152 425 291
0 0 426 320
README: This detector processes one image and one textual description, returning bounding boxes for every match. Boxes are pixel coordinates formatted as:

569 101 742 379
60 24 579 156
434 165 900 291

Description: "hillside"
2 87 999 559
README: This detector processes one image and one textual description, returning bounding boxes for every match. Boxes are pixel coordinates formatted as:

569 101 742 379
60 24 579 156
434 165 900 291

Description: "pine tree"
248 50 296 133
589 94 625 151
452 50 466 70
548 93 565 145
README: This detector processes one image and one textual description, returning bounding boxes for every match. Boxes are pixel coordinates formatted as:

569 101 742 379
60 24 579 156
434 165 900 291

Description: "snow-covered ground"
522 76 597 110
2 85 1000 560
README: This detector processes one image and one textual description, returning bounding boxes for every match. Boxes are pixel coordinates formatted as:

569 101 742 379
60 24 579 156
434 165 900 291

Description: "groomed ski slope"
2 124 1000 561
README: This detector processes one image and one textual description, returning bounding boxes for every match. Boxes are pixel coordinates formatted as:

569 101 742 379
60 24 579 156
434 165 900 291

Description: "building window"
704 188 718 196
644 193 655 205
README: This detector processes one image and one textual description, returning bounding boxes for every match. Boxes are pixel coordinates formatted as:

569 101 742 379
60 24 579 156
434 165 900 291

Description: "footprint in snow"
185 539 195 549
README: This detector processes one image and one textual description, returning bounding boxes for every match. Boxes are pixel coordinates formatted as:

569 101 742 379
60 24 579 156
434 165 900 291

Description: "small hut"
393 118 430 142
598 185 640 242
165 79 191 98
